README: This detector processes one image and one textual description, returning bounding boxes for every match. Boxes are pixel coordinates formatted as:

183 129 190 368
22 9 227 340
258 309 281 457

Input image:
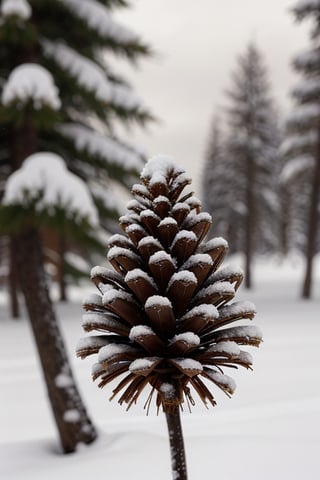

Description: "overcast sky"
115 0 310 192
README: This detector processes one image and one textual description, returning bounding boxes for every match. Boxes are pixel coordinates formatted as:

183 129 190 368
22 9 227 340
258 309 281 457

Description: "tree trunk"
165 406 188 480
7 116 38 318
245 156 254 289
58 232 67 302
280 189 290 257
8 237 20 319
302 141 320 298
12 229 97 452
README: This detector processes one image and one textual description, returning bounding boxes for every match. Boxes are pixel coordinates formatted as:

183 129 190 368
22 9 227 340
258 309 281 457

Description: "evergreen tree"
0 0 152 452
280 0 320 298
203 43 280 288
0 0 152 306
202 117 242 252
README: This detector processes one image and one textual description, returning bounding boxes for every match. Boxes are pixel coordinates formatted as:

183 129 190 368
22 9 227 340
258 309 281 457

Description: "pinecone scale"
77 156 262 413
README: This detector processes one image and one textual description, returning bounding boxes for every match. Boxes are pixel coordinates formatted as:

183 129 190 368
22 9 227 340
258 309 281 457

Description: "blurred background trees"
202 43 280 288
280 0 320 299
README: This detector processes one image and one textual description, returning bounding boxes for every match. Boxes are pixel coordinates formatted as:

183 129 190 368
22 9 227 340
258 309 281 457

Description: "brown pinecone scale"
77 155 262 413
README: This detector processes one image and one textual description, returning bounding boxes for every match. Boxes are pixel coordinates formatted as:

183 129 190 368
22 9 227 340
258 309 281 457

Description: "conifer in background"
202 118 241 251
280 0 320 298
203 43 280 288
0 0 152 306
77 155 262 480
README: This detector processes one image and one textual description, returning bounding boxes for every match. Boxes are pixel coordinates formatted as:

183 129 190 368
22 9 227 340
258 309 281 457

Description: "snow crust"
171 332 200 347
195 282 235 302
129 325 155 341
76 336 110 352
209 341 241 357
98 344 136 362
145 295 172 309
59 124 143 171
206 370 236 393
218 301 256 318
173 358 203 372
171 230 197 247
138 236 162 249
181 304 219 321
149 250 175 265
107 246 138 261
208 265 244 283
141 155 185 180
215 325 263 342
140 209 160 221
184 211 212 227
200 237 229 251
82 293 103 307
159 382 175 397
168 270 197 288
125 269 157 288
1 0 31 19
158 217 178 227
1 64 61 110
43 41 140 110
129 358 159 373
182 253 213 270
3 152 98 225
102 289 134 305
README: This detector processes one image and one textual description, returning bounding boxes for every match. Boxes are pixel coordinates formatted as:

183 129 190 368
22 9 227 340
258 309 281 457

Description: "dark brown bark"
302 138 320 299
165 406 188 480
12 229 97 452
58 232 67 302
8 237 20 319
245 155 254 289
7 116 38 318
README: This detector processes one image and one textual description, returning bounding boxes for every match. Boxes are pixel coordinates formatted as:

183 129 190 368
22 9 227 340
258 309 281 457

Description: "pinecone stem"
165 406 188 480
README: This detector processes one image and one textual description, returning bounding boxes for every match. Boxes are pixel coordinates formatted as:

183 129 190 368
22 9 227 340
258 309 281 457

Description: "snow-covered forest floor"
0 255 319 480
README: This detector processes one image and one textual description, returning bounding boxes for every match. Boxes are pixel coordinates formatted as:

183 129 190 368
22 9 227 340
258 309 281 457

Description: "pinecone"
77 155 262 413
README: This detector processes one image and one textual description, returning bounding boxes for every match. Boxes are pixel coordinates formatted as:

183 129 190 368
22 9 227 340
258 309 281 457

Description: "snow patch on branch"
3 152 98 226
58 124 143 172
60 0 139 45
1 0 31 19
43 40 141 110
1 64 61 110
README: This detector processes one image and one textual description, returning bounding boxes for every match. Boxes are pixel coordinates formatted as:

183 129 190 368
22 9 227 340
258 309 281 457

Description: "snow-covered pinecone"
77 156 262 413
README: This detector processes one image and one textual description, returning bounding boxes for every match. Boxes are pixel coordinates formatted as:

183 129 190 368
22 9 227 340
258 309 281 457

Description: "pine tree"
202 117 242 252
280 0 320 298
0 0 152 453
0 0 152 305
206 43 280 288
77 155 262 480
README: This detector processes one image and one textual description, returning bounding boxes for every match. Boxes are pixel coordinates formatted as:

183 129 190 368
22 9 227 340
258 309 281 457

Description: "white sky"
115 0 311 192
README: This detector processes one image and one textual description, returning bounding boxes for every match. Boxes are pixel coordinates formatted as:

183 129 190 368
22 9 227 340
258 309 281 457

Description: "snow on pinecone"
77 155 262 413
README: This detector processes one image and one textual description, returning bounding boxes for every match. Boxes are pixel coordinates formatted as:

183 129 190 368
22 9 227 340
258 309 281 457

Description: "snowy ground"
0 256 319 480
